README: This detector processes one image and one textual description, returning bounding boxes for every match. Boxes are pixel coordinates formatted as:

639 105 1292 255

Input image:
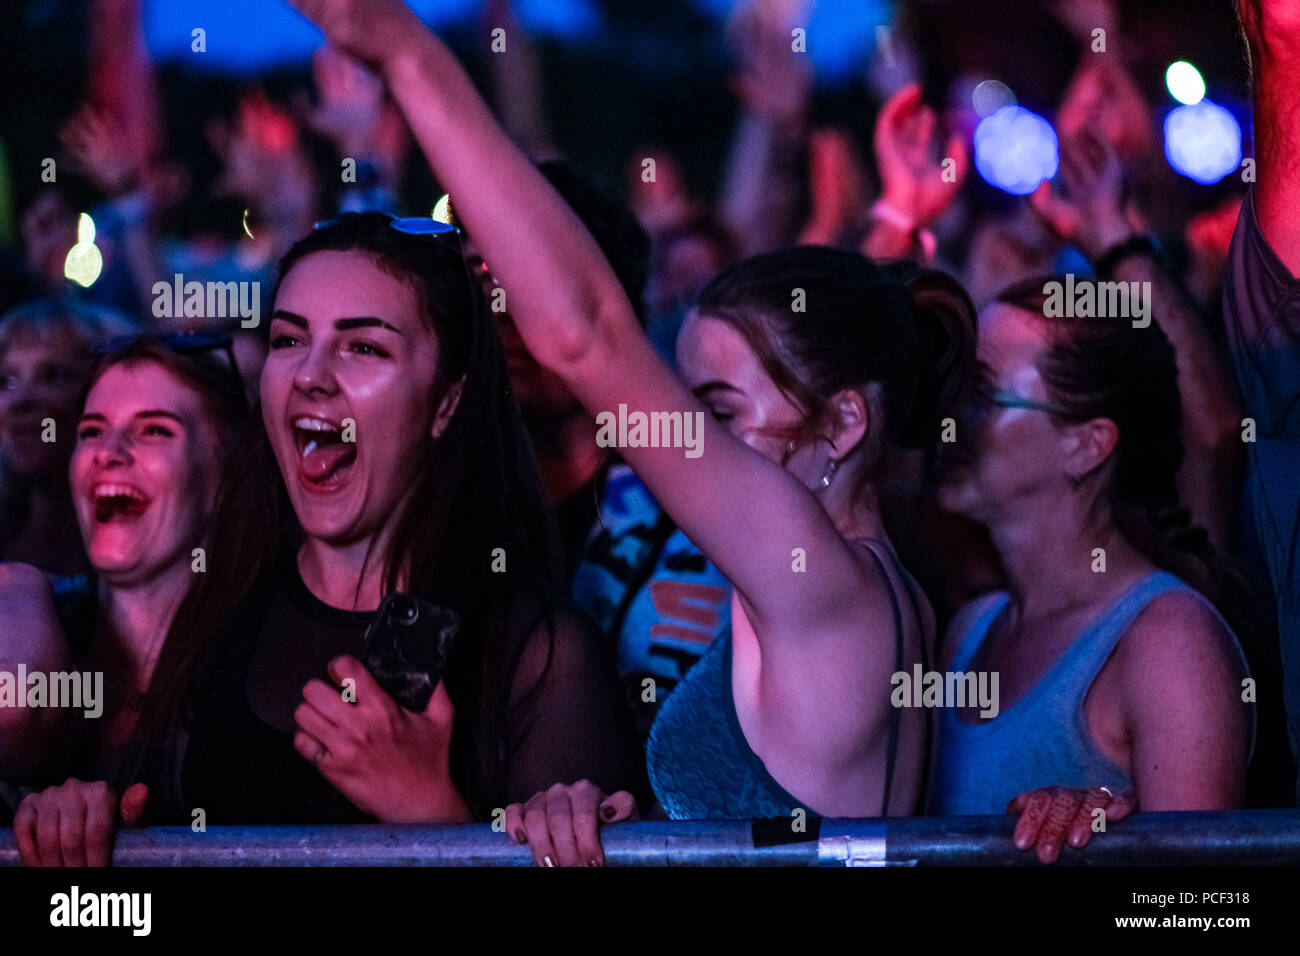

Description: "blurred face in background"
71 361 225 587
463 239 578 422
652 231 732 317
20 191 79 291
0 328 90 480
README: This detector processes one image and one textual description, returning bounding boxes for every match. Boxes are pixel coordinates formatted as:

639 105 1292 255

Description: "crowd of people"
0 0 1296 868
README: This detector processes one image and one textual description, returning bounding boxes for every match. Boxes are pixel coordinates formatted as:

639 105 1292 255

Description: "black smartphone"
359 593 460 712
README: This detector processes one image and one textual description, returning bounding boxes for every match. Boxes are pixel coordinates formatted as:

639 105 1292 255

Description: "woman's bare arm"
1117 592 1250 810
291 0 885 658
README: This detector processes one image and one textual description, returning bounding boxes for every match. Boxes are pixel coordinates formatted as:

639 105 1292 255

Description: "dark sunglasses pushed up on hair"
91 330 247 412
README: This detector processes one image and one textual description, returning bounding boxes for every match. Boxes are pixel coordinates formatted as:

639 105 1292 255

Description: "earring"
820 458 839 488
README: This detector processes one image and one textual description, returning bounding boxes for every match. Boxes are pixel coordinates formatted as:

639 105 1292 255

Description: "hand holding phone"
359 592 460 712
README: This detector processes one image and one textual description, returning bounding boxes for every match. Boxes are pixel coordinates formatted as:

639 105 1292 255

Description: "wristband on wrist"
869 199 937 262
1093 234 1160 277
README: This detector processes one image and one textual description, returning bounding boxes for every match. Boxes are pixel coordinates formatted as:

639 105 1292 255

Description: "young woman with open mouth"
6 335 255 864
174 211 645 828
291 0 974 866
13 214 646 861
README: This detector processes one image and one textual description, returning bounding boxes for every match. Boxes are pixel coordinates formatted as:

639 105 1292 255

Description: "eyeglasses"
967 369 1074 420
982 390 1072 415
91 330 248 413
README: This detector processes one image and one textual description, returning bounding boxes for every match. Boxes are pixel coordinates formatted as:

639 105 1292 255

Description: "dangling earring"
781 439 797 466
820 458 839 488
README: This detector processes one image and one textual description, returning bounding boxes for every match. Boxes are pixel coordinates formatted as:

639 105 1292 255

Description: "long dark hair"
993 276 1270 648
694 246 976 495
83 340 272 800
268 212 559 816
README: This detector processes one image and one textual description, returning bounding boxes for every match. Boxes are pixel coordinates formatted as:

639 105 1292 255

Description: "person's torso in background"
570 463 730 741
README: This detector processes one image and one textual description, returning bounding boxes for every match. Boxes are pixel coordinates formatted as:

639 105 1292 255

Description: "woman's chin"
90 551 160 586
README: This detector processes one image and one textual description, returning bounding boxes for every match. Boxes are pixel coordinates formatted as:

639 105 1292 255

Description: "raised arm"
717 0 813 256
290 0 879 644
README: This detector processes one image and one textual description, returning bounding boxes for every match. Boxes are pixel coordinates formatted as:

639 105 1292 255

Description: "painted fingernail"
513 829 527 844
543 855 555 867
600 805 616 821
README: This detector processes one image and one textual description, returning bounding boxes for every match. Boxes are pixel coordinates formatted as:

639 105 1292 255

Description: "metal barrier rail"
2 809 1299 866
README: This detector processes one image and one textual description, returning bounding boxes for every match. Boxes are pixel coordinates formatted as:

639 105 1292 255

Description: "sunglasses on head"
313 198 461 238
92 330 248 413
311 216 460 235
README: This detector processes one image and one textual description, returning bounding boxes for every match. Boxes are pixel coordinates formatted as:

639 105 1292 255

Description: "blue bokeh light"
143 0 602 69
1163 99 1242 185
973 105 1059 196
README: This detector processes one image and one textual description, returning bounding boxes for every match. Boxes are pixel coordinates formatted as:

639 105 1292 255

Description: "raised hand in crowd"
719 0 814 256
862 83 968 262
60 104 143 198
306 45 388 160
1030 128 1133 259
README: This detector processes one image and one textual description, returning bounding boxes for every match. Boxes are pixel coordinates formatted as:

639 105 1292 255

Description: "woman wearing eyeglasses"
8 335 257 863
929 276 1254 862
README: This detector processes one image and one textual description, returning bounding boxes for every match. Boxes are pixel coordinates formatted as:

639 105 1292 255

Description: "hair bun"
892 267 978 449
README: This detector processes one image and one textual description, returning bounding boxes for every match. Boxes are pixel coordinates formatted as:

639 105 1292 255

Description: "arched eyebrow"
272 310 402 335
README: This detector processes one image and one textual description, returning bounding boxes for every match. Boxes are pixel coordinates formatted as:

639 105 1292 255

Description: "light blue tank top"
928 571 1252 815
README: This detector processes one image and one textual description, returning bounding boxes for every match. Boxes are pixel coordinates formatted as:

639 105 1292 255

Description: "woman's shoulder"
0 562 75 654
506 585 606 672
0 561 55 603
1112 573 1246 683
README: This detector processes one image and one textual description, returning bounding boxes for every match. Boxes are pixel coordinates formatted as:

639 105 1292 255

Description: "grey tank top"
928 571 1252 815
